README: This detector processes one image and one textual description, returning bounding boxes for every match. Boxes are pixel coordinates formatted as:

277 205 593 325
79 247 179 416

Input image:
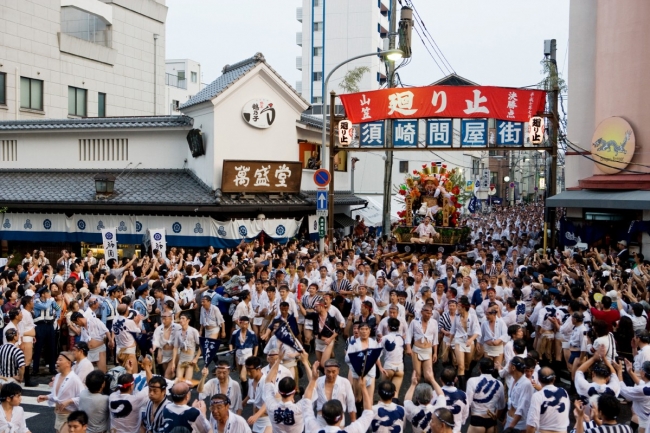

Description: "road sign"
313 169 331 188
316 210 328 217
316 190 328 211
318 216 326 237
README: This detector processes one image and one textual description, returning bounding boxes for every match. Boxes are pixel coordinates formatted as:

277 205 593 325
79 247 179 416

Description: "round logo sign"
591 116 635 174
242 98 275 129
153 233 162 241
105 232 113 240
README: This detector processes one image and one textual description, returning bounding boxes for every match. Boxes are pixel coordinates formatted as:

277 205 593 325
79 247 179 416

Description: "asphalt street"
23 340 633 432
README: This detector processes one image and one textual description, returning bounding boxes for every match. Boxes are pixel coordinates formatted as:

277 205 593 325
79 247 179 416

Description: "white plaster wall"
210 72 304 190
0 0 167 120
185 105 215 188
0 129 188 169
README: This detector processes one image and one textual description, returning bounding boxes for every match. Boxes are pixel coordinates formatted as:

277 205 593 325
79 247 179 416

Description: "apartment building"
0 0 168 120
165 59 203 115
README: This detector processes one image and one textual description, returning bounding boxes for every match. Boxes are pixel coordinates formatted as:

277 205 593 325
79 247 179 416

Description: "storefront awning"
334 213 356 228
547 190 650 210
353 195 401 227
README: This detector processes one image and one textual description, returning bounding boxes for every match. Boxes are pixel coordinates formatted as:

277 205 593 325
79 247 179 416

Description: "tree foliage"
339 66 370 94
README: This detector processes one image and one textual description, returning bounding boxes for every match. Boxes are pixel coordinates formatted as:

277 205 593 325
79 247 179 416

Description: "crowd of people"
0 202 646 433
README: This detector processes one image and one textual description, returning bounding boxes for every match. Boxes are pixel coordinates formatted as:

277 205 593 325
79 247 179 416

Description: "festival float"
392 162 471 254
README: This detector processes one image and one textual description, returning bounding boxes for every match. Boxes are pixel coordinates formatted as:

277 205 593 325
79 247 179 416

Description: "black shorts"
470 416 497 429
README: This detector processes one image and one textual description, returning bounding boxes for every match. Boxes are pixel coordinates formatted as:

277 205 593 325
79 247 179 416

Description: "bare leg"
467 425 487 433
391 369 404 393
96 351 107 373
421 358 434 385
455 346 466 376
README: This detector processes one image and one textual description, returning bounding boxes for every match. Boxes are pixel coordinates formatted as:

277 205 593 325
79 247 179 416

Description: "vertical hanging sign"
101 228 118 261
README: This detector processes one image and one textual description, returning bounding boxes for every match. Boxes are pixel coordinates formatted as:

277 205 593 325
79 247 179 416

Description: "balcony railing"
296 32 303 46
296 7 302 22
296 56 302 70
166 73 187 89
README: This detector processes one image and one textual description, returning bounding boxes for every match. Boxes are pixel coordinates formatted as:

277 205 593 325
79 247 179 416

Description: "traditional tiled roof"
215 189 311 207
298 113 328 130
0 169 214 206
0 116 194 131
181 52 309 109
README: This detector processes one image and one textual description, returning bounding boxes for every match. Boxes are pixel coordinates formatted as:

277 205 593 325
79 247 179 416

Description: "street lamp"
503 176 510 182
319 49 403 250
319 49 404 173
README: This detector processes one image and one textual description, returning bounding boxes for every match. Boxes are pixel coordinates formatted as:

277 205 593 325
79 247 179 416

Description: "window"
172 100 180 111
68 86 87 116
61 7 111 47
191 72 197 83
313 72 323 81
79 138 128 161
0 73 5 105
472 157 480 176
314 0 321 6
313 47 323 57
177 70 185 81
312 96 322 104
1 140 17 162
399 161 409 173
98 93 106 117
20 77 43 110
314 22 323 31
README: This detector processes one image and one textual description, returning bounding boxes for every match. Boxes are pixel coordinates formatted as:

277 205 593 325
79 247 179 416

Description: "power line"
411 22 447 76
406 0 456 74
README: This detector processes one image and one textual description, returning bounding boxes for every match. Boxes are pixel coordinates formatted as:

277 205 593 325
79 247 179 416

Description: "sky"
166 0 570 91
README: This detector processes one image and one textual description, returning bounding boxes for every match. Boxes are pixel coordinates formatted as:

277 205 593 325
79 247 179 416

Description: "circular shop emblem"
591 116 635 174
242 98 275 129
153 233 162 241
77 220 86 230
275 225 286 236
218 226 227 237
136 221 142 232
43 219 52 230
172 222 182 233
238 226 248 237
105 232 113 240
404 245 411 253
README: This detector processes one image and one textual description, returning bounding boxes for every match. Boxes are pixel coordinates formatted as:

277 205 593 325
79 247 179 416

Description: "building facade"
296 0 390 114
0 0 167 120
548 0 650 253
165 59 203 115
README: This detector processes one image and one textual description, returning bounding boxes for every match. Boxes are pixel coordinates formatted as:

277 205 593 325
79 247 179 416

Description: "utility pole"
381 0 400 236
543 39 559 250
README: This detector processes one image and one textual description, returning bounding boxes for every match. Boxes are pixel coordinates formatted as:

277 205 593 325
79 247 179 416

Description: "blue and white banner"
147 228 167 258
101 228 118 261
0 213 302 248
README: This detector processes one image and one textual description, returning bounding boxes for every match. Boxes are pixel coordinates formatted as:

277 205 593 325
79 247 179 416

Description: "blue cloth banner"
348 347 383 377
274 321 303 353
468 196 478 213
0 213 303 248
129 331 153 355
199 337 221 367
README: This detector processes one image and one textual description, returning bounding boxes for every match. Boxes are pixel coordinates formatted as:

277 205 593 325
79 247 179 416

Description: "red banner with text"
339 85 546 124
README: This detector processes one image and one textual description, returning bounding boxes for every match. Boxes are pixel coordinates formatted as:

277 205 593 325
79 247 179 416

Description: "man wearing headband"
160 382 211 433
406 304 438 386
199 360 243 415
230 316 258 384
261 348 294 385
71 311 113 374
525 367 570 433
241 356 270 433
314 358 357 427
153 311 180 379
466 358 505 433
110 304 140 374
304 358 374 433
377 304 408 341
450 296 480 388
106 358 153 433
263 351 313 433
431 407 456 433
618 359 650 433
36 352 85 433
207 393 251 433
503 356 534 433
346 322 385 409
373 276 391 321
